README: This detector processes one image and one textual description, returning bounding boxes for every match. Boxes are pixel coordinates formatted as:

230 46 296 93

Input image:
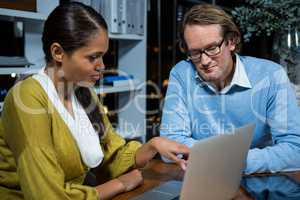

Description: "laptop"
131 124 255 200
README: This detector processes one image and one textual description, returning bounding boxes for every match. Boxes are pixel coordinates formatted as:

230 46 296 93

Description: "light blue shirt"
160 55 300 174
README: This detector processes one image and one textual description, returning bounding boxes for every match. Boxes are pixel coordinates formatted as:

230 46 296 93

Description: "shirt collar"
232 54 252 89
194 54 252 94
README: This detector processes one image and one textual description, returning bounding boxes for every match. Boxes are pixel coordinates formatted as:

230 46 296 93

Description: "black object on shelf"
0 75 17 102
0 20 24 56
0 19 30 68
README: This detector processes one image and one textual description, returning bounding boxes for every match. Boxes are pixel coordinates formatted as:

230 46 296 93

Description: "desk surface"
112 159 300 200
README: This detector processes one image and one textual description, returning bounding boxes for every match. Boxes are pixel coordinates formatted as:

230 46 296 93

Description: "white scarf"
33 68 103 168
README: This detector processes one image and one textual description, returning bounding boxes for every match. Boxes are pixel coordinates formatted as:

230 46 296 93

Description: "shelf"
94 84 141 94
0 67 39 75
109 33 144 40
0 8 47 20
0 56 32 66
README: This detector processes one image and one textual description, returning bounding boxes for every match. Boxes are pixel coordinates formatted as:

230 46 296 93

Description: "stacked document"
102 75 139 87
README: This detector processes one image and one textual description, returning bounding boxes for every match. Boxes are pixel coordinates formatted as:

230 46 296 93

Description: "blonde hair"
179 4 241 53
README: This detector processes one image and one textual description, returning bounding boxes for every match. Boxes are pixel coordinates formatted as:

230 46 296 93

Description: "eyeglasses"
187 38 224 62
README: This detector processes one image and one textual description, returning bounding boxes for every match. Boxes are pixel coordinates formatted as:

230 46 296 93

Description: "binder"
118 0 127 34
127 0 145 35
126 0 135 34
100 0 120 33
136 0 145 35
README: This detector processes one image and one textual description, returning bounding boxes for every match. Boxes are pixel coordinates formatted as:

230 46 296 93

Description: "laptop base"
130 180 182 200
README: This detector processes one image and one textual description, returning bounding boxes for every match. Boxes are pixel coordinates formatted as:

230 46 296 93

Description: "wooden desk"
113 159 183 200
112 159 300 200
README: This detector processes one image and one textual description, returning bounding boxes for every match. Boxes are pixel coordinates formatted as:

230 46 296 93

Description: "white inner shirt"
33 68 104 168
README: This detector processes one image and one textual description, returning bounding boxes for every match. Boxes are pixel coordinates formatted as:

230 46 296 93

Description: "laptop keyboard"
130 180 182 200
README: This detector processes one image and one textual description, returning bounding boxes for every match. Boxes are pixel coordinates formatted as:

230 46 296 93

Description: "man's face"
184 24 236 87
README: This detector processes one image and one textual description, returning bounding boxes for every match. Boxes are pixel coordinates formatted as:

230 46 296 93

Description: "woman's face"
61 28 109 87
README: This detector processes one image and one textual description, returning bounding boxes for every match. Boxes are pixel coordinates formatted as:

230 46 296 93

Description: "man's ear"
228 39 236 52
50 43 64 62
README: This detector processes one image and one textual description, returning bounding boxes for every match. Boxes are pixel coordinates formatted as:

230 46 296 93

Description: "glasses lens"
188 51 201 61
205 46 220 56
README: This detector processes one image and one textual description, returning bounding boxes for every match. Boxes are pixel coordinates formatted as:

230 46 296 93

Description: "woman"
0 2 189 200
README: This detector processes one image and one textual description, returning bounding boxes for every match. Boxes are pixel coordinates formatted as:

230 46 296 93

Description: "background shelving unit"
0 0 147 141
106 0 147 140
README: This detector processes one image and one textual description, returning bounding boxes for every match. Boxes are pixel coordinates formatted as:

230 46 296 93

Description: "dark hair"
179 4 241 54
42 2 108 137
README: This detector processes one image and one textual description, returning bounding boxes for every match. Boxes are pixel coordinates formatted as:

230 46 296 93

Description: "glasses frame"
187 38 225 62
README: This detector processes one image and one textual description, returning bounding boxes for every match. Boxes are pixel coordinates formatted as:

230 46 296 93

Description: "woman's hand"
135 137 190 170
117 169 143 192
150 137 190 170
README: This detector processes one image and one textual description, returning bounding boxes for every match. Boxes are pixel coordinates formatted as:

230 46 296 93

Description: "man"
160 4 300 174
